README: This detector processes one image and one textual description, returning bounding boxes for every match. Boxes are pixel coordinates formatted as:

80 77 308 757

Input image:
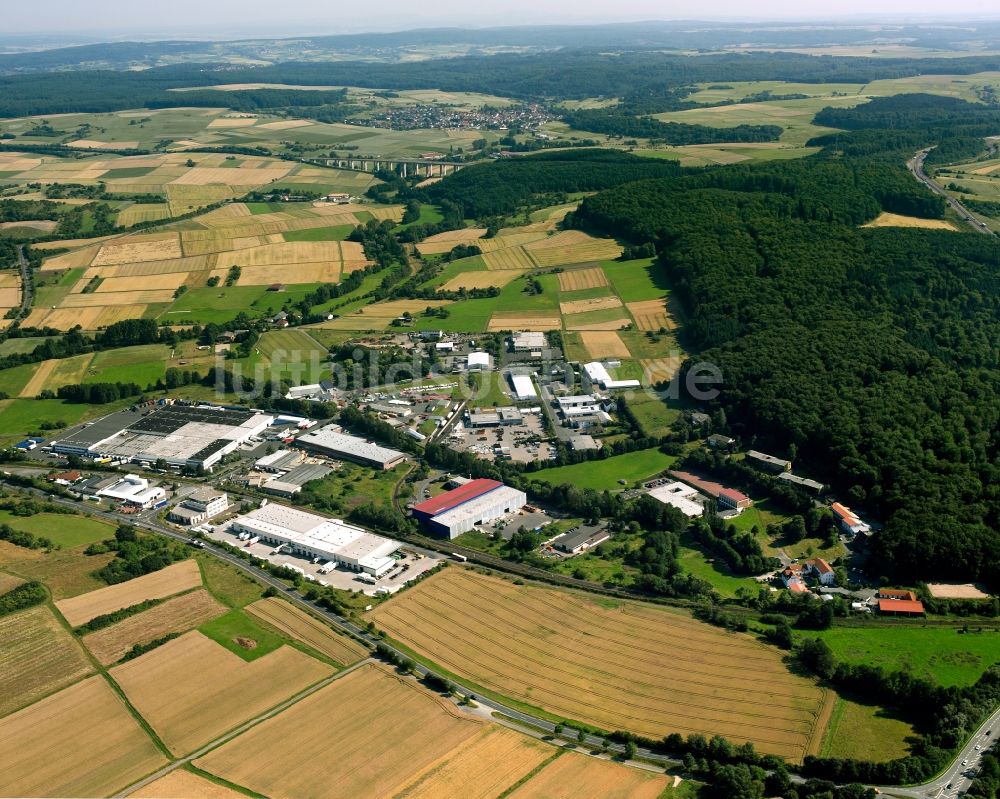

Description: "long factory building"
228 503 400 578
411 478 526 539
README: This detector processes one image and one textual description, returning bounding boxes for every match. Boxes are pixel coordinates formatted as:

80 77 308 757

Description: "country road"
907 149 993 235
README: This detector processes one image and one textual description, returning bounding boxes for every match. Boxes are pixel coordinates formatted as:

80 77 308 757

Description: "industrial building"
411 478 527 539
228 504 399 578
51 404 273 471
511 331 546 351
97 475 166 509
646 481 705 517
465 407 523 428
509 373 538 401
553 527 611 554
582 361 640 391
467 352 492 371
295 425 408 470
169 488 229 526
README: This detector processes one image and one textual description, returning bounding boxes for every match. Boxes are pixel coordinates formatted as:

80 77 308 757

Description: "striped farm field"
131 769 248 798
0 676 167 798
195 663 486 799
557 266 608 292
627 299 675 331
83 588 226 665
55 560 202 628
112 631 333 756
370 568 832 760
509 751 670 799
559 295 623 316
0 605 93 719
245 597 366 666
487 312 562 332
482 246 536 271
528 238 624 268
439 269 526 291
117 203 171 227
578 330 631 359
91 233 183 266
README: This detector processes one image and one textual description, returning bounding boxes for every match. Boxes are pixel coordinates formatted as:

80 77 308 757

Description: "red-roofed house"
806 557 836 586
878 589 916 601
781 565 808 593
412 479 526 540
831 502 871 535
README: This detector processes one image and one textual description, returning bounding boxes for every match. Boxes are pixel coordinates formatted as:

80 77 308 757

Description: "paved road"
876 707 1000 798
11 245 32 326
907 149 993 235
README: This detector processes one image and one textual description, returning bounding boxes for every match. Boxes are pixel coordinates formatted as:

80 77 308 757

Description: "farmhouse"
168 487 229 526
52 404 273 471
228 503 399 578
295 425 408 470
411 478 527 539
583 361 640 391
509 373 538 401
745 450 792 473
831 502 871 535
646 481 705 518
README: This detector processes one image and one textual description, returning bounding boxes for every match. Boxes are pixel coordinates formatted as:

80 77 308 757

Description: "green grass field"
0 336 55 357
283 225 355 242
620 392 680 437
0 362 40 397
815 626 1000 687
0 398 108 445
0 510 114 548
820 697 915 763
677 540 760 598
531 449 676 491
83 343 172 388
601 258 669 302
198 608 285 662
250 328 331 384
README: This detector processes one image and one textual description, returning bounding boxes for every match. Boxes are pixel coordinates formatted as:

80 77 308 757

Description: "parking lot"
450 413 554 463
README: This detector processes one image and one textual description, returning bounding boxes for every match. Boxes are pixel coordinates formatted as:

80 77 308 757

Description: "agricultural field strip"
245 598 366 665
387 580 816 714
377 601 812 753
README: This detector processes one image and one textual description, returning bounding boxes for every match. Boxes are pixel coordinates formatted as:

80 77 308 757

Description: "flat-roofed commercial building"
228 503 399 578
509 374 538 401
646 481 705 517
511 331 546 351
295 425 407 470
411 478 526 539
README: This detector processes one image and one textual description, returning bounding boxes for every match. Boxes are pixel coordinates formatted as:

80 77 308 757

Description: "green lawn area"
531 449 676 491
0 510 114 548
815 626 1000 688
820 697 915 763
602 258 670 302
0 398 109 445
297 462 404 515
196 556 265 609
677 534 760 598
395 203 443 232
0 362 40 397
198 609 285 662
0 336 55 357
159 282 325 326
34 266 85 308
283 225 355 242
84 343 172 388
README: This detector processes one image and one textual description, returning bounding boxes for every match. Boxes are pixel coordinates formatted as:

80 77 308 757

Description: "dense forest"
559 109 782 144
569 153 1000 588
6 50 1000 117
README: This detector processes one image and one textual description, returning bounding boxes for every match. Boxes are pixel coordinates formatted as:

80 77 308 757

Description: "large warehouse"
228 503 400 578
411 478 526 539
295 425 408 470
51 403 273 471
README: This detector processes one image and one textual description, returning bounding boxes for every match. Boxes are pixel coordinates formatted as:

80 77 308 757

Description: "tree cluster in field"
568 152 1000 589
797 635 1000 785
73 597 164 634
0 580 46 617
85 525 188 585
561 107 782 144
118 632 181 663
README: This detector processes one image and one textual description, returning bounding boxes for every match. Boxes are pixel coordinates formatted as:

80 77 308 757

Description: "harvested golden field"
528 239 623 268
557 266 608 291
524 230 594 250
84 588 226 665
91 233 183 266
100 254 215 277
40 243 101 270
170 166 291 186
370 568 831 760
559 295 623 316
641 357 681 384
61 289 176 307
0 676 167 798
480 231 550 251
195 664 483 799
421 228 487 244
96 273 187 293
132 769 249 798
926 583 992 599
863 212 959 231
0 272 20 288
238 263 343 285
246 598 366 666
482 246 536 271
112 631 333 756
95 305 151 328
0 605 93 719
68 139 139 150
627 299 675 331
565 316 632 331
216 241 341 268
0 219 57 232
578 330 631 359
206 116 259 128
117 204 171 227
33 235 117 251
439 269 525 291
368 206 405 222
56 560 202 628
392 724 553 799
509 751 669 799
487 312 562 332
0 287 20 308
0 571 24 593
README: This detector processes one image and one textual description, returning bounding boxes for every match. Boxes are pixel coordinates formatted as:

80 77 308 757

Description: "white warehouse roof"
647 481 705 517
296 426 407 468
510 374 537 400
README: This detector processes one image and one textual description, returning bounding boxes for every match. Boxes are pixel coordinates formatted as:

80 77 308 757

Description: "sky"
3 1 1000 38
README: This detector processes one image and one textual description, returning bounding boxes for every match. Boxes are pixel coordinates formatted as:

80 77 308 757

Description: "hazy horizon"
3 2 1000 39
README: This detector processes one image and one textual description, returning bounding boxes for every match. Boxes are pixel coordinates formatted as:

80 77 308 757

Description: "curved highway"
907 149 992 235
